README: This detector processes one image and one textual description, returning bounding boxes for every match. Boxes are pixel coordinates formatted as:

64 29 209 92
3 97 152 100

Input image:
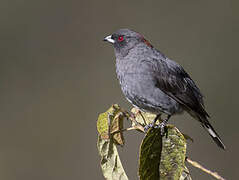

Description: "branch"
186 157 226 180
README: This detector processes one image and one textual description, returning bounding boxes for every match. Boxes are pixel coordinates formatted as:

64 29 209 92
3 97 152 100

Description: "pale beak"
103 35 115 44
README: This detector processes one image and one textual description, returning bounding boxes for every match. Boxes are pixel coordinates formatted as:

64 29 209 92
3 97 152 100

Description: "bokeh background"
0 0 238 179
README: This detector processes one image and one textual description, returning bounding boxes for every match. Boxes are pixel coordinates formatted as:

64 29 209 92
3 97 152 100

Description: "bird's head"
104 29 153 57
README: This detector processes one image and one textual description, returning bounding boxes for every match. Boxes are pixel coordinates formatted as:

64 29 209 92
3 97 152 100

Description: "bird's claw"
144 123 154 132
155 122 168 136
144 122 168 137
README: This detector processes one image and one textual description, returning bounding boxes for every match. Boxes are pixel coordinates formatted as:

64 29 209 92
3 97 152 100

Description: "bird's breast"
115 60 182 115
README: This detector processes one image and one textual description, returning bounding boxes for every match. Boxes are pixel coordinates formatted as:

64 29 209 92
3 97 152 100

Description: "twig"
115 106 145 132
186 157 226 180
111 125 145 135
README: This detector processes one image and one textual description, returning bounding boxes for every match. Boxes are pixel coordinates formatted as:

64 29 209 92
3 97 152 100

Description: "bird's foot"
155 122 168 136
144 123 155 132
144 114 162 133
144 122 168 137
144 114 170 136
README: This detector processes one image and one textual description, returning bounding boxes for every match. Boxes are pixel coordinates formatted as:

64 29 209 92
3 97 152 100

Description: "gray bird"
104 29 225 150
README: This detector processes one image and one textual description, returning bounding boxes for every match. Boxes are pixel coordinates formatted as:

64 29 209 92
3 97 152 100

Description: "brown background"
0 0 238 179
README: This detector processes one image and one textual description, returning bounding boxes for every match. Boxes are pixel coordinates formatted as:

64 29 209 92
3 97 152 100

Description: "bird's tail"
201 121 226 150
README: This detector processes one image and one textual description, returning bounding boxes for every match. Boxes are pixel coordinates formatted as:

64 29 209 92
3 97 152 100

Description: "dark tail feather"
201 122 226 150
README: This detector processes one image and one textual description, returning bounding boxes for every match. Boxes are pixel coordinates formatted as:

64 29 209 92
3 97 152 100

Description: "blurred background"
0 0 238 179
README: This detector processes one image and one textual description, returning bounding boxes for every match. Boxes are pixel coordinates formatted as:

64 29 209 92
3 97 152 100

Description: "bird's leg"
156 115 171 136
144 114 161 132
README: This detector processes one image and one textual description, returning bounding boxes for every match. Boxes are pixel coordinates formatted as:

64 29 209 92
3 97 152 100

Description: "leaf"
97 136 129 180
131 108 157 126
159 125 187 180
138 110 191 180
97 104 125 145
97 104 128 180
139 128 163 180
111 111 125 145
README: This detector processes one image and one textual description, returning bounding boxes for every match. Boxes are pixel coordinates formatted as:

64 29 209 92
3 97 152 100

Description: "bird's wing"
148 58 209 120
150 58 226 149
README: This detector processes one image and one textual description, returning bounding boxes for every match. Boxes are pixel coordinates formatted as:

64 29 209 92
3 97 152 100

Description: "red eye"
118 36 124 42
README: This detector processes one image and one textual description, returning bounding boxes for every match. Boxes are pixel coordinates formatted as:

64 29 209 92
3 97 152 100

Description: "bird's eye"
118 36 124 42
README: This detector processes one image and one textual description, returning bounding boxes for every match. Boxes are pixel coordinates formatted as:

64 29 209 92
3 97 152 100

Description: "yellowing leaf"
97 104 125 145
97 105 128 179
97 136 129 180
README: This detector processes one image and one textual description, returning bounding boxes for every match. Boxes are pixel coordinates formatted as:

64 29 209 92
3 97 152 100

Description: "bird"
103 28 226 150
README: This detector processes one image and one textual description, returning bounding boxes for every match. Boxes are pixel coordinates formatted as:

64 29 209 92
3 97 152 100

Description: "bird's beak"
103 35 115 44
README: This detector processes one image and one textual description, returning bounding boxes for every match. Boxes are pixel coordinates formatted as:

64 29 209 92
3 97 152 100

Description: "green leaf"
138 111 190 180
97 136 129 180
159 125 187 180
139 128 163 180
